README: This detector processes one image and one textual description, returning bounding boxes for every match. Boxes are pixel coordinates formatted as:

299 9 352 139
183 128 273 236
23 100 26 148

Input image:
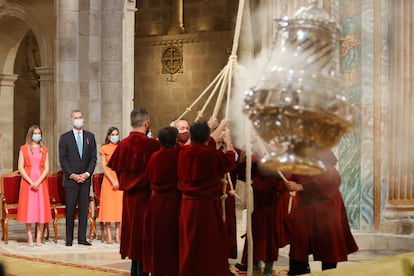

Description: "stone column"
36 67 56 172
0 74 18 174
121 0 137 136
55 0 80 152
168 0 185 34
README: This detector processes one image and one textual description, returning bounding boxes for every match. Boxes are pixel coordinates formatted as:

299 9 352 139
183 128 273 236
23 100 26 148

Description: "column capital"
35 66 54 81
0 73 18 87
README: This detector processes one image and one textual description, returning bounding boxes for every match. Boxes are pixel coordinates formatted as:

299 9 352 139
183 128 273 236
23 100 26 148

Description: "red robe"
108 132 160 261
222 180 237 258
240 171 287 264
289 165 358 263
178 142 236 276
143 146 180 276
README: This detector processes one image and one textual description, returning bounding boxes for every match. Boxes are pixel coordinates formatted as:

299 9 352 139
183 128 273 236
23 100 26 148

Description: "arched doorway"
13 30 41 170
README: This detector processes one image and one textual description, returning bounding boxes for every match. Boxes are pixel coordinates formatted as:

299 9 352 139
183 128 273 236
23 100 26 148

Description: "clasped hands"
30 180 41 190
71 173 89 183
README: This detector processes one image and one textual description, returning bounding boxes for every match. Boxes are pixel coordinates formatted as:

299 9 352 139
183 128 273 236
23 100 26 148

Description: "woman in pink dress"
98 126 123 243
16 125 52 246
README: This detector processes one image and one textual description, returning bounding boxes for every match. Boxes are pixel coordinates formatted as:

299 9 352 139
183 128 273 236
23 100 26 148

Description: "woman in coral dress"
16 125 52 246
98 126 123 243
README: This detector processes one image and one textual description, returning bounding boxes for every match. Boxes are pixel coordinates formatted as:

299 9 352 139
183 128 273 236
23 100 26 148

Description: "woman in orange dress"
98 126 123 243
16 125 52 246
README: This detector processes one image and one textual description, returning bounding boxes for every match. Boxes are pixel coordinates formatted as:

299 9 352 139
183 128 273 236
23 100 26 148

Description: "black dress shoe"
65 241 72 246
78 240 92 246
235 263 247 271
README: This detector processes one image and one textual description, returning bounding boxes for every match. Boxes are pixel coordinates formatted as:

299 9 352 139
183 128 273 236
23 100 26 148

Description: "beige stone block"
58 12 79 36
185 44 207 56
190 71 215 87
89 36 102 60
388 235 414 251
58 37 78 60
57 81 80 100
102 0 124 11
57 1 79 11
102 11 123 35
88 81 101 100
183 56 202 72
79 36 89 60
89 62 100 81
80 81 89 98
89 10 102 36
87 101 101 123
102 62 122 82
102 81 122 101
79 10 89 35
81 0 102 11
102 101 122 123
57 62 79 81
79 81 100 101
78 62 89 81
57 100 81 121
102 37 122 61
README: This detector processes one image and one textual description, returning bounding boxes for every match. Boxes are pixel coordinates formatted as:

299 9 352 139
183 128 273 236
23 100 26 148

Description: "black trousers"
64 183 90 243
131 260 149 276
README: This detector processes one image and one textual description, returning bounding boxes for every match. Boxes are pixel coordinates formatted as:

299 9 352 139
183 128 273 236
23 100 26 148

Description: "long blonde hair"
24 125 45 153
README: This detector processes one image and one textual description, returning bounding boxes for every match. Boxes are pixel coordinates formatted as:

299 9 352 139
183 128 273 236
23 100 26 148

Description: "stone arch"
0 2 54 173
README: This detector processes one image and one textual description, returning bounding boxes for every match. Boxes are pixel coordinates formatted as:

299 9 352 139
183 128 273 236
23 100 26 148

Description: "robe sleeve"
293 165 341 203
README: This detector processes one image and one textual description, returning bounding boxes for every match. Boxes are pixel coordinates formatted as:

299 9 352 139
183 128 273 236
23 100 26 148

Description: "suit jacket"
59 129 97 187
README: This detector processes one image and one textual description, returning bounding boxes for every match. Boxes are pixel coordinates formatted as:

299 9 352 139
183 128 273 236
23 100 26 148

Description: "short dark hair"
158 126 178 148
189 121 210 143
130 108 149 128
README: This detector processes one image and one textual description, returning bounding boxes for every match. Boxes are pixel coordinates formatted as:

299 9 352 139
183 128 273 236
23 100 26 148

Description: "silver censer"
243 2 355 175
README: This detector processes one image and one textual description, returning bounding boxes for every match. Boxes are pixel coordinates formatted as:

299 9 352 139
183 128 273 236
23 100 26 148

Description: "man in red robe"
143 126 180 276
108 108 160 276
178 121 237 276
234 159 289 276
285 150 358 275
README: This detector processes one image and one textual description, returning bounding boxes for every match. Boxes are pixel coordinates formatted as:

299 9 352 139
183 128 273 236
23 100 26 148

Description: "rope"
173 0 251 274
245 120 254 276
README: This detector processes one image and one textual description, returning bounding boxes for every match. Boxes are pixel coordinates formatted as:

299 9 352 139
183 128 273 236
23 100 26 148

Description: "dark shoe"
65 241 72 246
235 263 247 271
78 240 92 246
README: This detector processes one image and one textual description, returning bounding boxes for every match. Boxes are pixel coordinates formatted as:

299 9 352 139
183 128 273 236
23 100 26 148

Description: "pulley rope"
171 1 255 275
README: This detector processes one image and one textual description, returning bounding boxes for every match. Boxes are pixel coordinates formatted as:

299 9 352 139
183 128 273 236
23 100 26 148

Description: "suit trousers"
64 182 90 243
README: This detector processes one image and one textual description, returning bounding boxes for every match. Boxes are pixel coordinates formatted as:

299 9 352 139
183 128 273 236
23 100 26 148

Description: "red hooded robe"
178 142 236 276
143 146 180 275
108 132 160 261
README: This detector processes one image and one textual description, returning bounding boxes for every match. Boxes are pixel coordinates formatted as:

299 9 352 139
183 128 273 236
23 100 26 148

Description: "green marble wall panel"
338 0 362 230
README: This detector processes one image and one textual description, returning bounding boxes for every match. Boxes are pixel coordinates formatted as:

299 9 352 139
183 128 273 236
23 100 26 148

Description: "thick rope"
172 0 251 273
245 121 254 276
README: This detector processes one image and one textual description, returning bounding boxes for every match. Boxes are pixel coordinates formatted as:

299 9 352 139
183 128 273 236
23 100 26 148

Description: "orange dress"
16 145 52 223
98 143 123 222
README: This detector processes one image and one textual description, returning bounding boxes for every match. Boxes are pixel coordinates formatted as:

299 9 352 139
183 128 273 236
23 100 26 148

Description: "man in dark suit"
59 109 97 246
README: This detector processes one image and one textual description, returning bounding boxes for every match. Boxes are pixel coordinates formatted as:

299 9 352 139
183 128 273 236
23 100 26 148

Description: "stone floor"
0 208 412 275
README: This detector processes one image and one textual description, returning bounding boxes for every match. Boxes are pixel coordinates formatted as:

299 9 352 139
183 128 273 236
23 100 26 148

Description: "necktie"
77 131 83 158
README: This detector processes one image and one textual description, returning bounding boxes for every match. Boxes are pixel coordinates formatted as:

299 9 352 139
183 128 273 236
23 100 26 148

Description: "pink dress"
16 145 52 223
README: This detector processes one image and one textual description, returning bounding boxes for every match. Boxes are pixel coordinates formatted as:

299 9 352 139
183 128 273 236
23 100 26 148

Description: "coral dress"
16 145 52 223
98 143 123 222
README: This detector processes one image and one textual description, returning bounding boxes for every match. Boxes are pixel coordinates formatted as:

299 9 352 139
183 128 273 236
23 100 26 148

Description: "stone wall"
134 32 233 132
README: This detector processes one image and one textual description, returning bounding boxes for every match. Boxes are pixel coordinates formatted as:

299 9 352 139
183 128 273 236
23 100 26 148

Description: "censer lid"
277 0 340 33
292 1 331 22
